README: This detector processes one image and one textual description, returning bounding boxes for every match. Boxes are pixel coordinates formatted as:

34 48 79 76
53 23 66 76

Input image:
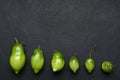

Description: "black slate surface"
0 0 120 80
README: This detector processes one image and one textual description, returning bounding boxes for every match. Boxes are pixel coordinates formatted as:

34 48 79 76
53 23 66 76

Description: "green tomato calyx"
89 44 96 58
14 38 19 44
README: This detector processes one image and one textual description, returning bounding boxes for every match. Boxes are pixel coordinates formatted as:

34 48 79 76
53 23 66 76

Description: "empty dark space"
0 0 120 80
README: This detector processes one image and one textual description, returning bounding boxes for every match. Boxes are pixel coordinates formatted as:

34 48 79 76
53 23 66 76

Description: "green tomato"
9 38 26 74
51 50 65 72
102 61 113 73
85 58 95 73
69 56 80 73
85 45 96 73
31 46 44 74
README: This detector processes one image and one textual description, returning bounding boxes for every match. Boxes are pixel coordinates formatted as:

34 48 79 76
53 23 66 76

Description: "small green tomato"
30 46 44 74
69 56 80 73
85 45 96 73
51 50 65 72
102 61 113 73
85 58 95 73
9 38 26 74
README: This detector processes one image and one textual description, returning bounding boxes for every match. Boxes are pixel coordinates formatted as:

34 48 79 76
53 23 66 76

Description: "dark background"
0 0 120 80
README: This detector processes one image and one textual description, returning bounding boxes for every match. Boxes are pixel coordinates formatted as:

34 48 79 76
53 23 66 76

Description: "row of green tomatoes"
9 38 113 74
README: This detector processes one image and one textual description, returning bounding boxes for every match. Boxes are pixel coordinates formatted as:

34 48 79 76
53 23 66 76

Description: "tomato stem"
89 44 96 58
38 45 42 50
14 38 19 44
73 53 77 57
53 50 59 52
